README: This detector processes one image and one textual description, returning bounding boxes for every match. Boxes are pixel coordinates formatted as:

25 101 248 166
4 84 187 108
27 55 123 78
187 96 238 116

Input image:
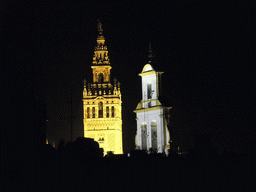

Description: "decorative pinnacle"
117 81 121 93
83 79 87 87
113 78 117 95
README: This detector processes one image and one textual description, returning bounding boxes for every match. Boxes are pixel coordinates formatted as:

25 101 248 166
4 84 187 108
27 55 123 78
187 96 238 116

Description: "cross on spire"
148 42 155 63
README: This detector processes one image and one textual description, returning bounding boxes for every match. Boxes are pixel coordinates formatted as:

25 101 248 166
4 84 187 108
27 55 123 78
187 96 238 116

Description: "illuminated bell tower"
83 21 123 156
134 43 171 155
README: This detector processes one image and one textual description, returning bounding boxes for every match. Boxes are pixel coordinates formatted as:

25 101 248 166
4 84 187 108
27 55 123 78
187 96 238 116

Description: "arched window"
111 106 114 117
106 106 109 118
98 73 104 83
87 107 90 118
141 123 147 150
151 121 157 152
92 107 95 118
147 84 152 99
98 134 104 141
98 102 103 118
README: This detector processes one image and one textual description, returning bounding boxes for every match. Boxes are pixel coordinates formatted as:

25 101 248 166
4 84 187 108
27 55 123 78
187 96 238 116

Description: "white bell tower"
134 43 171 154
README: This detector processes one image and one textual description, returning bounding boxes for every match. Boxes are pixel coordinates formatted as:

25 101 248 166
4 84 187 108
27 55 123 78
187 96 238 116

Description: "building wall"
136 108 169 153
134 64 170 154
83 97 123 156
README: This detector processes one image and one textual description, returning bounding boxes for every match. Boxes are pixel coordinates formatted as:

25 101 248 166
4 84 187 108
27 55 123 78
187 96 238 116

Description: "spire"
88 83 92 95
92 20 110 65
148 42 155 63
114 77 117 87
83 79 87 97
117 81 121 91
91 21 112 84
114 77 117 95
117 81 121 97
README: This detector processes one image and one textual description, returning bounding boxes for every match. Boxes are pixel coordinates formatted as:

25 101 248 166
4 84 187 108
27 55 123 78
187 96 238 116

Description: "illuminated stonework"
83 21 123 156
134 63 171 155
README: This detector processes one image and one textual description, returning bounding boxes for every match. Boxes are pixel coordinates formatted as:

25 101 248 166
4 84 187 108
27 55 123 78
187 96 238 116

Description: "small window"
147 84 152 99
98 73 104 83
99 135 104 141
98 102 103 118
106 106 109 118
92 107 95 118
111 106 114 117
87 107 90 118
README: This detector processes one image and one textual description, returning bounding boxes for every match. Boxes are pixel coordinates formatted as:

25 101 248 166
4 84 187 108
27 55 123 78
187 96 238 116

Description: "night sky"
3 1 253 155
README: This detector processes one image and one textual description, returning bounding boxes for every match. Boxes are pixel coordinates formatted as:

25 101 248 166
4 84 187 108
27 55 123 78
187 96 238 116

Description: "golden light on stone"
83 21 123 156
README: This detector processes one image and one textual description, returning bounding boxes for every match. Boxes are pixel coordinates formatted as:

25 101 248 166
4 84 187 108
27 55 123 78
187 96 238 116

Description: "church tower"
83 21 123 156
134 43 171 155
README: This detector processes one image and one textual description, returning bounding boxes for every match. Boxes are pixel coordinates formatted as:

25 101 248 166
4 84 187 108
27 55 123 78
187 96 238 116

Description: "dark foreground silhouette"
4 137 253 191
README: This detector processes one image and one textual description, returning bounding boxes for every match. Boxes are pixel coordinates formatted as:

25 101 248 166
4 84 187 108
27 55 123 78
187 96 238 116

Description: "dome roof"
142 64 154 73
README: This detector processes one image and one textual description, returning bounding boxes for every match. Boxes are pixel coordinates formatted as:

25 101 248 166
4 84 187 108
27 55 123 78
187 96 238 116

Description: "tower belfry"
83 21 123 156
134 44 171 154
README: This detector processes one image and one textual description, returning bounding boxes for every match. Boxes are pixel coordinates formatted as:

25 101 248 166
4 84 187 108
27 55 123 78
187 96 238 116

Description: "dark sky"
3 0 253 154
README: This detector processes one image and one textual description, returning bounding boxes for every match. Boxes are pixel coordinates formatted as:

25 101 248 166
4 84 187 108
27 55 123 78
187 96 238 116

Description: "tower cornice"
139 64 164 77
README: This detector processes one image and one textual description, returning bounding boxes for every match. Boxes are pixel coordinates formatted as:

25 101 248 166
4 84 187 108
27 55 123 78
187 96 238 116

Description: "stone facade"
83 21 123 156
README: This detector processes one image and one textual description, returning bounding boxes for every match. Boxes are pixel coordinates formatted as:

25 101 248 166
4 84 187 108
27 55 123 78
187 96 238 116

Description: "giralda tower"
82 21 123 156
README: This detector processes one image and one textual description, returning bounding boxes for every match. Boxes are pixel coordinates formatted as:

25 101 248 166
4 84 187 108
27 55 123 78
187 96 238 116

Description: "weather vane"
97 20 103 32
